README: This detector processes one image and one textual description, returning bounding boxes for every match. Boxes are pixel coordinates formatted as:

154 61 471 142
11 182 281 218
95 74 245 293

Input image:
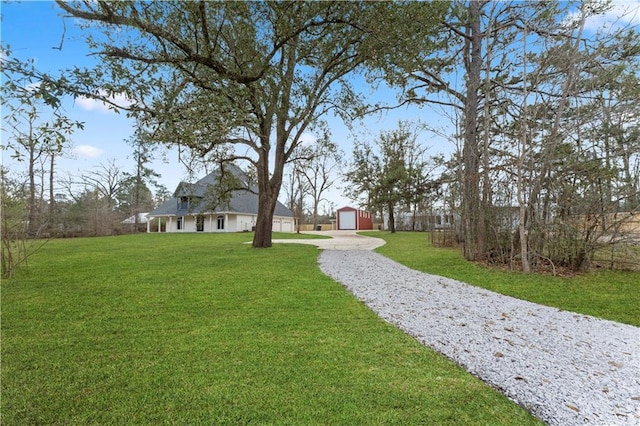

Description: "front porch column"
210 215 213 232
168 216 173 233
147 218 151 233
225 213 228 232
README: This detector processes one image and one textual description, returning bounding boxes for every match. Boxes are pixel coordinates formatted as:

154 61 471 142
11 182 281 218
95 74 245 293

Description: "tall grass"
1 233 540 425
362 231 640 327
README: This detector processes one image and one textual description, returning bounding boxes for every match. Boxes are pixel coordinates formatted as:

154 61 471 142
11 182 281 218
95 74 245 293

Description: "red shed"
336 206 373 230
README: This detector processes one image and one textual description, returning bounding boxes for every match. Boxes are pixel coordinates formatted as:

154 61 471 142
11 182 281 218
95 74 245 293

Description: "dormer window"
178 196 189 210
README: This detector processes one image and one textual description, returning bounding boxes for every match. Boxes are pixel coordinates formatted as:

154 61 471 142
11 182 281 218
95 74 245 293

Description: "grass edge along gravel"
360 230 640 327
1 233 541 425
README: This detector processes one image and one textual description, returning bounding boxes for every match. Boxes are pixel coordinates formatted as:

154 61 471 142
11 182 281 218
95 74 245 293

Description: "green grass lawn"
361 231 640 327
1 233 541 425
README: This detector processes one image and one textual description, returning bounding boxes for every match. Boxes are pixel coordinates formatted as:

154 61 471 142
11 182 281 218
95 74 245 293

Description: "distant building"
121 212 149 224
390 211 457 231
336 206 373 230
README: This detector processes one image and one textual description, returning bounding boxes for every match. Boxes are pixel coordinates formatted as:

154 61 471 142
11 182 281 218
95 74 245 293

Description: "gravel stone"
318 249 640 426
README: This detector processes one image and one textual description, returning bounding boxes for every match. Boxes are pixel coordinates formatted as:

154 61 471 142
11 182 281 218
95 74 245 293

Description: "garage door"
339 210 356 230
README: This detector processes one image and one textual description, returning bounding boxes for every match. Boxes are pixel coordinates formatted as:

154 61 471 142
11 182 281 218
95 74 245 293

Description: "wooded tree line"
2 1 638 274
1 153 167 239
344 1 639 272
0 153 168 277
449 0 640 273
1 52 171 248
283 132 343 231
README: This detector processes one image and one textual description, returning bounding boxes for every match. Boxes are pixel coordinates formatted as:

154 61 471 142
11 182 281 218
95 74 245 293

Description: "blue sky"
1 0 440 209
2 1 639 209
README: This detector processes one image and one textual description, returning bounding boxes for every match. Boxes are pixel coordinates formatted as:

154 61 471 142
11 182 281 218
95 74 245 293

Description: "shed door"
339 210 356 230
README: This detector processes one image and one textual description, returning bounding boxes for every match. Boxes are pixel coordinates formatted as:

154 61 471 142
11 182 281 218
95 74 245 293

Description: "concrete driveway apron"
272 230 386 250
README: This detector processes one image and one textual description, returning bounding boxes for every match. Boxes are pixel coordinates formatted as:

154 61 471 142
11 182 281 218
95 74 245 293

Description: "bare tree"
298 134 343 229
80 160 127 210
1 52 81 235
284 162 309 233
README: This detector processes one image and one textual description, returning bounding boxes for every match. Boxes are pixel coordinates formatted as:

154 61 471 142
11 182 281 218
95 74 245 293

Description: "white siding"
236 214 255 232
153 213 293 233
184 216 196 232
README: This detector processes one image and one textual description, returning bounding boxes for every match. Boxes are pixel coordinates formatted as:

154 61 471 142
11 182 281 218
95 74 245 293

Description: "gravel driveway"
276 231 640 425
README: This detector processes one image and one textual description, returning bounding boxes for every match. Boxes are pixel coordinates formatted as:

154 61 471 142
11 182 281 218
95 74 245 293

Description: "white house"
147 166 295 233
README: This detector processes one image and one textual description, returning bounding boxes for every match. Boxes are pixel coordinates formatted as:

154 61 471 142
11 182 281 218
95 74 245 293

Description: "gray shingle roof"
148 166 293 218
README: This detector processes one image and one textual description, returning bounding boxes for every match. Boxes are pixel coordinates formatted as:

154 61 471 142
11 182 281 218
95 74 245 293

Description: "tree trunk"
252 144 284 248
49 153 55 229
28 139 37 235
479 2 494 260
461 0 483 261
388 202 396 233
297 171 304 233
312 202 319 229
252 37 295 247
412 205 417 231
253 190 277 248
253 155 277 247
518 21 531 273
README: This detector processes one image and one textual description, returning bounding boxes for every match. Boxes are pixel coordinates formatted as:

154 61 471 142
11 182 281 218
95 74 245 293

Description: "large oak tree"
55 1 446 247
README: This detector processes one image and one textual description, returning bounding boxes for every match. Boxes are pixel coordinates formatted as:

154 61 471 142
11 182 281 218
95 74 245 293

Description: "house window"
178 197 189 210
196 216 204 232
177 217 183 230
217 215 225 230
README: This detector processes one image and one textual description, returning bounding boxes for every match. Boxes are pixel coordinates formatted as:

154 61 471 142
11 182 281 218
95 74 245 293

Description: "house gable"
148 165 293 221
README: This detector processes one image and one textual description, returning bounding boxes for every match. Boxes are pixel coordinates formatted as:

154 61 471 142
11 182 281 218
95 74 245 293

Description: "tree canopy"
54 0 448 247
376 0 640 271
345 122 435 233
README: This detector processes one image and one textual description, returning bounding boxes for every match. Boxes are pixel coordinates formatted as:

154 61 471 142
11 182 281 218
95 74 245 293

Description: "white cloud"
583 0 640 31
299 132 318 146
77 90 133 113
76 96 105 112
73 144 104 159
25 82 42 92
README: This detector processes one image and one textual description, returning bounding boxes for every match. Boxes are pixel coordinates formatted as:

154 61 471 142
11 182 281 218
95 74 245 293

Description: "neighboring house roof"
121 212 150 224
148 166 293 218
